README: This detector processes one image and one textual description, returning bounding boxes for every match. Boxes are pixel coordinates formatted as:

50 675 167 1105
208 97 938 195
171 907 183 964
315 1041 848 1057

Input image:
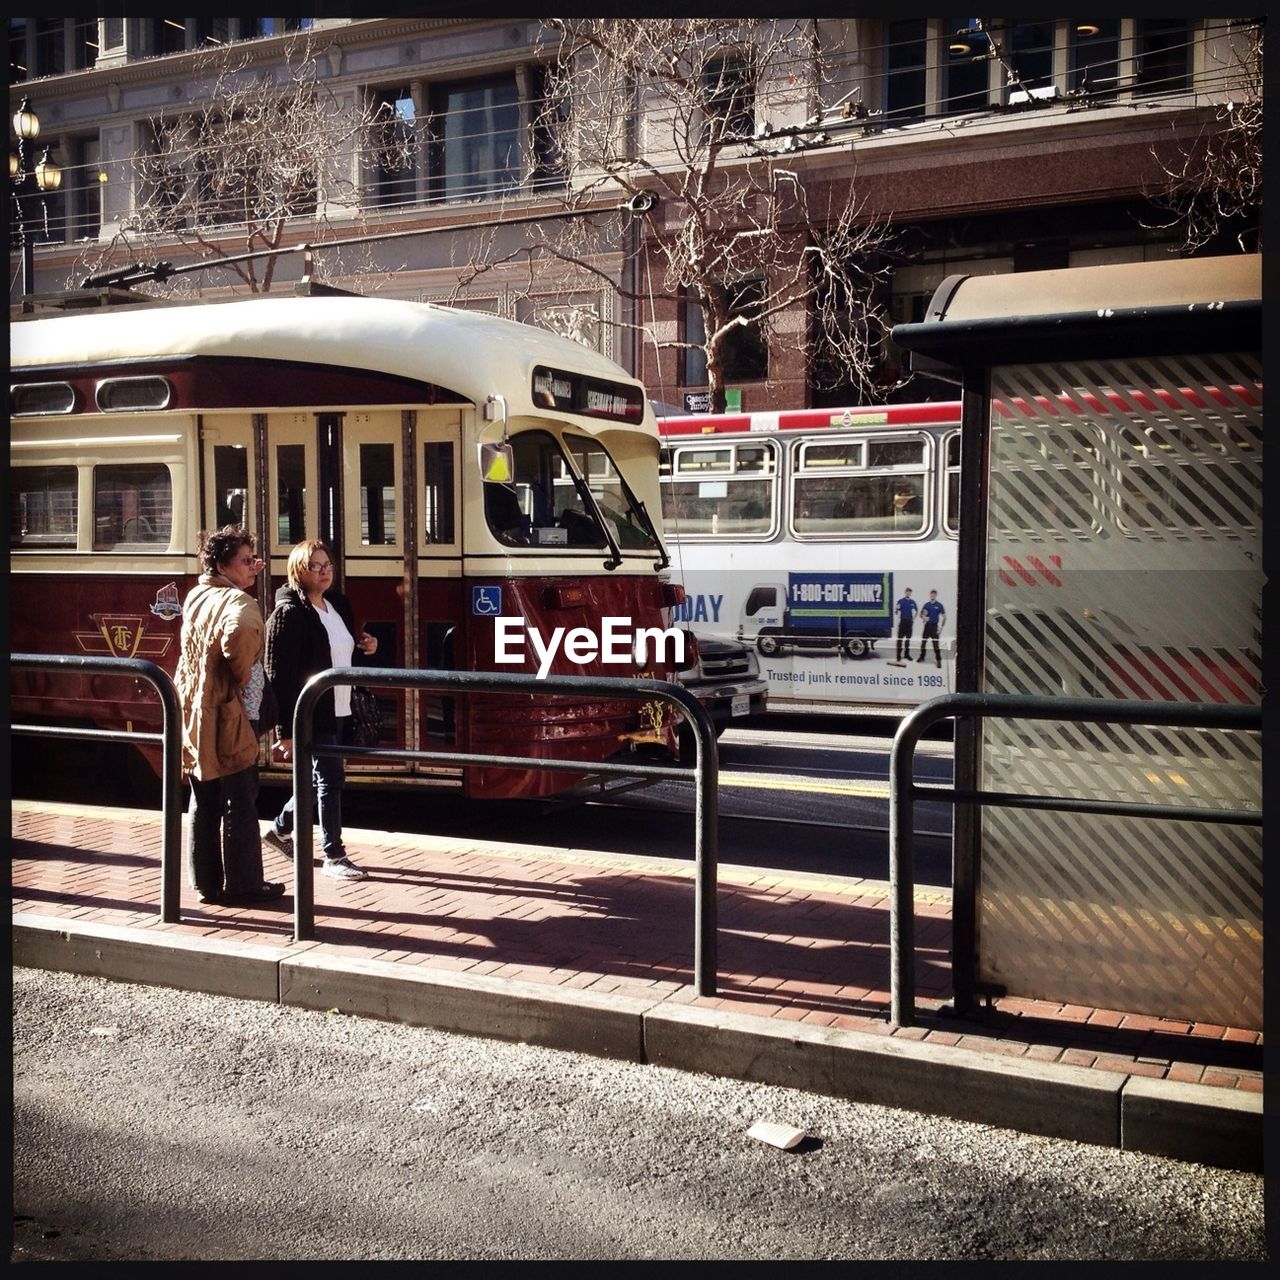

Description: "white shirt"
316 601 356 718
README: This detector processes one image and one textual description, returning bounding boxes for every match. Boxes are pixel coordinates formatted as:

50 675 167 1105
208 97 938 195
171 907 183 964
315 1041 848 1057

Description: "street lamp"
10 95 61 297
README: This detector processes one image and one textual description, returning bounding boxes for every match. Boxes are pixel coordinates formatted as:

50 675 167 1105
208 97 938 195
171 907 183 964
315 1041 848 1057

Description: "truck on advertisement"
740 572 892 659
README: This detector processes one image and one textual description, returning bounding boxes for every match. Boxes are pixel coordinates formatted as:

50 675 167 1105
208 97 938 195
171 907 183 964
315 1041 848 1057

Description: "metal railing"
11 654 184 923
889 692 1263 1028
290 667 722 994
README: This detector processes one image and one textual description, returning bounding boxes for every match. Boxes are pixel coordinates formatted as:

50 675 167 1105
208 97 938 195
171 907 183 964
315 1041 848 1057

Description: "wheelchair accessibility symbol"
472 585 502 616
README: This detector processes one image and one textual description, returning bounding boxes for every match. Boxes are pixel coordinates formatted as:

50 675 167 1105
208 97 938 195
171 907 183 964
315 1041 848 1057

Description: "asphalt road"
13 967 1267 1262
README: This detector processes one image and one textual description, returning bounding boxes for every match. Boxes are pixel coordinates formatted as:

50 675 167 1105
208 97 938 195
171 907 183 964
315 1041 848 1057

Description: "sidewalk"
11 799 1262 1171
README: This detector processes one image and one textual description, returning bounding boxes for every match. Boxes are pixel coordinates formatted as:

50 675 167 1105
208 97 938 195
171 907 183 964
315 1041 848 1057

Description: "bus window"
275 444 307 546
791 432 929 537
93 463 172 548
213 444 249 529
1114 416 1259 536
423 441 455 544
990 422 1103 539
12 465 78 548
661 440 777 538
943 432 961 535
359 442 397 545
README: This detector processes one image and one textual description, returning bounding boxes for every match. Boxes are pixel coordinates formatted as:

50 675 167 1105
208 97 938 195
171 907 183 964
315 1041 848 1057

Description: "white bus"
657 402 962 710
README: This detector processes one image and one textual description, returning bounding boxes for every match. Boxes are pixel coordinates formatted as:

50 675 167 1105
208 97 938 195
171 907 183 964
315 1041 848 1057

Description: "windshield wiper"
632 497 670 570
573 479 624 570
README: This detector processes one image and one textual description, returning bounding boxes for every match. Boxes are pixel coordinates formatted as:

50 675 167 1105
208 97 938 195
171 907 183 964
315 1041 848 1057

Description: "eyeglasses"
307 560 334 573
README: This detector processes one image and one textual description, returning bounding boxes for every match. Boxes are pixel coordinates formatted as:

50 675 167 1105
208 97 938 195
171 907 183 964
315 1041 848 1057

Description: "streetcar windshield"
484 430 658 552
562 434 661 552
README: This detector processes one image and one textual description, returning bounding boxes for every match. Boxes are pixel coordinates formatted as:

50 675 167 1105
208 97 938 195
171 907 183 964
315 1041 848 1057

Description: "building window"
69 136 102 240
682 280 768 387
10 17 28 81
886 20 928 122
702 52 755 145
942 18 990 115
1005 19 1056 96
73 18 98 70
1136 18 1193 95
146 19 189 56
34 17 64 77
189 18 232 49
369 87 418 209
529 64 568 189
1069 20 1121 95
428 74 521 202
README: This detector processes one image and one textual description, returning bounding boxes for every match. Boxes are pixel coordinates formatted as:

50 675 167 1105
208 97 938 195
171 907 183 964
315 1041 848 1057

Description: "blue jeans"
274 716 349 861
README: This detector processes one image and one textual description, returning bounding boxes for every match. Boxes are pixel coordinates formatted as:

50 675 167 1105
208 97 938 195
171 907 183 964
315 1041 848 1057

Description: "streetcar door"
341 411 408 766
414 411 464 754
201 413 266 611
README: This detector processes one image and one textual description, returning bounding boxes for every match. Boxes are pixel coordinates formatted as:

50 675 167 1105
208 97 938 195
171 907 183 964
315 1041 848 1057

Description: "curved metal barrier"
290 667 722 994
11 653 184 922
889 691 1262 1027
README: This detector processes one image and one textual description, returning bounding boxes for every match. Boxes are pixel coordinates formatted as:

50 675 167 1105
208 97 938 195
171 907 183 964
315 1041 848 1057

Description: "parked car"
674 630 769 754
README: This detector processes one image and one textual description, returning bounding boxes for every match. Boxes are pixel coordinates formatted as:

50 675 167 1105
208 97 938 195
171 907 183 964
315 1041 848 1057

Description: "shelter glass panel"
978 354 1263 1029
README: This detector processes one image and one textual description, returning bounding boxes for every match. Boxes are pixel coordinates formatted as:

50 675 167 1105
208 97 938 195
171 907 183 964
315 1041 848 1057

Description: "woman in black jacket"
262 539 378 880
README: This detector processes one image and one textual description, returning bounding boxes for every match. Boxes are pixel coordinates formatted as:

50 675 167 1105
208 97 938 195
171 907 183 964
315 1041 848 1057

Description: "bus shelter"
891 255 1262 1030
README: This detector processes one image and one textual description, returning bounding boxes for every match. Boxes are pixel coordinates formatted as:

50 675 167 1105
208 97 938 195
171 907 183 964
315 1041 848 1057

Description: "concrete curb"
12 912 1261 1171
643 1003 1123 1147
13 913 298 1003
280 951 653 1061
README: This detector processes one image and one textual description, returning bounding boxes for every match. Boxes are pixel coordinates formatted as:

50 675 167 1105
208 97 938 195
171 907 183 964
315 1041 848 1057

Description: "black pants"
187 765 265 898
896 619 914 661
918 623 941 665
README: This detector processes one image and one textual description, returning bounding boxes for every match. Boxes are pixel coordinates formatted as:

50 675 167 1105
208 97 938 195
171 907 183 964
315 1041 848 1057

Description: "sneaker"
321 857 367 881
197 888 223 905
262 826 293 857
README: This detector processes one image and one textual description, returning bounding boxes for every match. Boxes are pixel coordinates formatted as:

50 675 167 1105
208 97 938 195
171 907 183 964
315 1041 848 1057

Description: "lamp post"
10 96 61 297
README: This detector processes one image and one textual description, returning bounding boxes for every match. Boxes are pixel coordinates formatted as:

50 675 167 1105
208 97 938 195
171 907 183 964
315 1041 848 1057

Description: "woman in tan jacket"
175 526 283 905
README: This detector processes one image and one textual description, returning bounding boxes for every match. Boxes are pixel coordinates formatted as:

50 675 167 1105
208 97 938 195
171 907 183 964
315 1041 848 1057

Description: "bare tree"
1148 19 1262 253
452 18 897 407
73 34 411 293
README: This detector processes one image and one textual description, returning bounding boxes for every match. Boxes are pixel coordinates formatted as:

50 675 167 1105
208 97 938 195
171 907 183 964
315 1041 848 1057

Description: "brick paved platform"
12 799 1261 1096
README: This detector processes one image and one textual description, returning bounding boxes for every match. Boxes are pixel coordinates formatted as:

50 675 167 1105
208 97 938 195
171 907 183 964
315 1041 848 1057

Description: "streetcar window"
95 376 172 412
12 465 78 548
276 445 307 546
423 441 455 543
485 430 606 549
562 434 660 551
10 381 76 416
213 445 249 529
93 463 172 548
359 443 397 545
661 440 777 538
943 433 961 535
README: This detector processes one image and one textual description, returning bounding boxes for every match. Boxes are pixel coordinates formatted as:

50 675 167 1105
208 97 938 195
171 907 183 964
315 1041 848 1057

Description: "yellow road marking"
719 770 891 800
